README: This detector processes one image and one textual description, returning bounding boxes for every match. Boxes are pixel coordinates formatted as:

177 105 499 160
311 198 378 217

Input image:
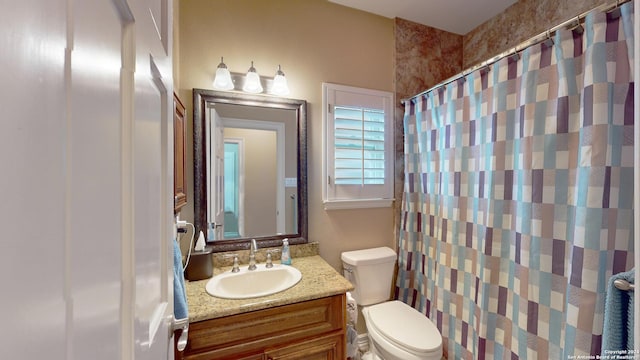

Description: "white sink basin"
205 264 302 299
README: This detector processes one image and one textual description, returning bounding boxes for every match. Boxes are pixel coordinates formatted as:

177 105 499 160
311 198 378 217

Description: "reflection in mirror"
193 89 307 252
209 107 296 239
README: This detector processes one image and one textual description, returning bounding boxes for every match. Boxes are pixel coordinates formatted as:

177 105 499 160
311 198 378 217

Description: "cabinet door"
265 333 343 360
174 92 187 212
235 354 265 360
184 350 264 360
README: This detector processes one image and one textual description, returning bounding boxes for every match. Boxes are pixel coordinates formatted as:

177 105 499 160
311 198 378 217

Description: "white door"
207 108 225 240
1 0 68 358
0 0 174 359
634 0 639 348
130 0 174 358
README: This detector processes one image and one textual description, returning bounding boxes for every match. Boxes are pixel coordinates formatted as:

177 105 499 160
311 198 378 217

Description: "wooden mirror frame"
192 88 308 252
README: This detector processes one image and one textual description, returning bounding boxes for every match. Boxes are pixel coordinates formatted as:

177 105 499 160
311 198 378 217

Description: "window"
322 83 394 209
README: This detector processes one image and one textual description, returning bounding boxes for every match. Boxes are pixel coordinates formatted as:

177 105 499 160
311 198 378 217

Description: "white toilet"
342 247 442 360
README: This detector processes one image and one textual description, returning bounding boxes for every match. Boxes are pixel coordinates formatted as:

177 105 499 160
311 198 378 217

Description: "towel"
346 324 358 359
346 291 358 325
602 268 634 353
173 239 189 320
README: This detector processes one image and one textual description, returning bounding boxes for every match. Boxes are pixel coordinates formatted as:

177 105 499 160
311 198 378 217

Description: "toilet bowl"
341 247 442 360
364 301 442 360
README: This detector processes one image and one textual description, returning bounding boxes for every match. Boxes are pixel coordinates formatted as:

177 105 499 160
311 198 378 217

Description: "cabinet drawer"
185 295 345 359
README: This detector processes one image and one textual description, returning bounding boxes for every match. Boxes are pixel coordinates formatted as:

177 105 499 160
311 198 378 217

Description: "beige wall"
173 0 180 89
177 0 396 270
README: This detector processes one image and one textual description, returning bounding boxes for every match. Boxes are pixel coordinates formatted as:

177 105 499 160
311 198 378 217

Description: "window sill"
323 198 394 210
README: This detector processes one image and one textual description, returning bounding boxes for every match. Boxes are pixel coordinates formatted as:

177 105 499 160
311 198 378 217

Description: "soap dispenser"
281 238 291 265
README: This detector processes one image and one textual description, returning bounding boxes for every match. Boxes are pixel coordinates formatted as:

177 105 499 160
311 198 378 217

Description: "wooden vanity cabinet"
182 294 346 360
173 92 187 213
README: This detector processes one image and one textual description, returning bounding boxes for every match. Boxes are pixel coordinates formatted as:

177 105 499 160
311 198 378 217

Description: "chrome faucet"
248 239 258 270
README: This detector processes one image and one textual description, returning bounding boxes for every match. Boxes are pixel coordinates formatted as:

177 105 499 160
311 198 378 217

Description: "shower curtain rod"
400 0 632 104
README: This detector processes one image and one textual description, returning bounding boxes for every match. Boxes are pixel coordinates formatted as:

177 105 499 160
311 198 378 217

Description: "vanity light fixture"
242 61 263 93
212 57 234 91
212 58 291 96
271 65 290 96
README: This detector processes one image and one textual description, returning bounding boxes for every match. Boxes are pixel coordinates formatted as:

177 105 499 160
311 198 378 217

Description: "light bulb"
212 57 234 90
243 61 263 93
271 65 290 96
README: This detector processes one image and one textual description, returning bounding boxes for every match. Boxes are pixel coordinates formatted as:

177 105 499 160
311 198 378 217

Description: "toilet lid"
367 301 441 354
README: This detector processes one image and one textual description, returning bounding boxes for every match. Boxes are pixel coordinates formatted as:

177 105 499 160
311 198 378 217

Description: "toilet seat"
366 301 442 356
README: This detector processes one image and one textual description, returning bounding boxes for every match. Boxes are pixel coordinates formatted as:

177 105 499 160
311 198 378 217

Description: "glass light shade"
243 61 263 93
212 57 234 90
271 65 290 96
213 67 234 90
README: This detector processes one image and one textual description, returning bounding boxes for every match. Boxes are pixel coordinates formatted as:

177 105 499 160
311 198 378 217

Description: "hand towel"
346 324 358 359
173 239 189 320
602 268 634 353
346 291 358 325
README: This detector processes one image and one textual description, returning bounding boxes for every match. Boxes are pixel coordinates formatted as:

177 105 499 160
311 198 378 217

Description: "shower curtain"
396 3 635 359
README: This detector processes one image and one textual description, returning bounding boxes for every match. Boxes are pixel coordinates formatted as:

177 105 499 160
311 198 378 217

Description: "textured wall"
394 0 614 87
394 18 463 102
463 0 611 68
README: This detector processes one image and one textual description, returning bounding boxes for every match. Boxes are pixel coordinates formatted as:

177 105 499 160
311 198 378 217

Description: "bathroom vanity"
180 255 353 360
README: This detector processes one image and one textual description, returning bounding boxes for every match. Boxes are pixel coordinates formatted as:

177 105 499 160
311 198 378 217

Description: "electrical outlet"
176 215 188 231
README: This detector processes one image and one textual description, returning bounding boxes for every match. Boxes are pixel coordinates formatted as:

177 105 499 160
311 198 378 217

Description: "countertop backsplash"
210 241 319 267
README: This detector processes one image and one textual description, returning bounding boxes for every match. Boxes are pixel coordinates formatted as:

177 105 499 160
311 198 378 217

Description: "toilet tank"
341 247 397 306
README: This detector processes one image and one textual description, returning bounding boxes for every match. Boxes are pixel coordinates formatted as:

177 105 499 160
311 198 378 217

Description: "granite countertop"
185 255 354 322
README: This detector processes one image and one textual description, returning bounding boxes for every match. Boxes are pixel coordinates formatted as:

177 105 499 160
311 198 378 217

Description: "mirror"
193 89 307 252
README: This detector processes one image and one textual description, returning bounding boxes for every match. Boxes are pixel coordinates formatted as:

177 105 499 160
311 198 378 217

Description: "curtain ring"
608 0 622 18
572 16 584 35
509 48 520 61
544 30 554 46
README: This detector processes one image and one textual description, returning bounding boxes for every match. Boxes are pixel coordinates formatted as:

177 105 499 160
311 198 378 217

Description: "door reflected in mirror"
223 140 242 238
193 89 307 252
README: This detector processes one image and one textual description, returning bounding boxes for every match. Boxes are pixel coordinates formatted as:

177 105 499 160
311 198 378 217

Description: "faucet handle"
222 253 240 273
231 256 240 273
265 253 273 268
265 249 281 268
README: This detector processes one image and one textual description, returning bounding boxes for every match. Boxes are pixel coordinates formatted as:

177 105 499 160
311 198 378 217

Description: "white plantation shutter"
333 106 385 185
323 83 394 209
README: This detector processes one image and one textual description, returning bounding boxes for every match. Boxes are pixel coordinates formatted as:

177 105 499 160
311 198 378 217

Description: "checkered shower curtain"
396 3 635 359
